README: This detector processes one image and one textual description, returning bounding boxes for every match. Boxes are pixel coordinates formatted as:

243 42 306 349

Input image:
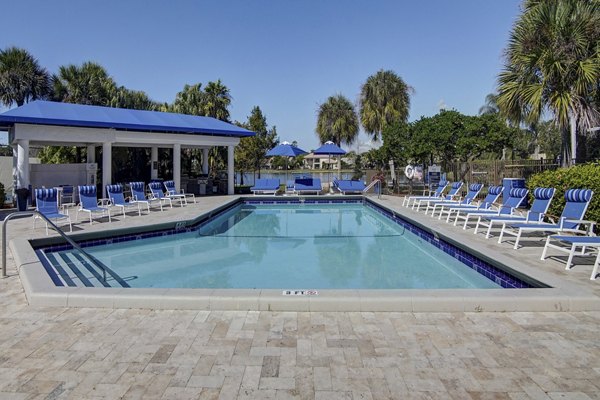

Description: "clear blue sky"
2 0 522 151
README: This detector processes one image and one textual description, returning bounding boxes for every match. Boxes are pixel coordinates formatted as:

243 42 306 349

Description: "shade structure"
313 141 346 191
266 141 308 183
266 141 308 157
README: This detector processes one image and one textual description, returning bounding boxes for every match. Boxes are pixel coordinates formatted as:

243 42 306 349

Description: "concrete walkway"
1 195 599 398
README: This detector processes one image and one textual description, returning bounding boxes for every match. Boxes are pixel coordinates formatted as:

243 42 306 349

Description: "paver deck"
1 194 600 398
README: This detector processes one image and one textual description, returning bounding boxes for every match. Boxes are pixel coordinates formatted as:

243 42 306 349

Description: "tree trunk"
560 125 571 167
570 113 577 165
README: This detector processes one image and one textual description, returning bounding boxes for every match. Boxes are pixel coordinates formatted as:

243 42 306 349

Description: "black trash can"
15 188 30 211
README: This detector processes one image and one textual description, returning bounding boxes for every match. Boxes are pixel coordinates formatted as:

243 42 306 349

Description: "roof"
0 100 255 137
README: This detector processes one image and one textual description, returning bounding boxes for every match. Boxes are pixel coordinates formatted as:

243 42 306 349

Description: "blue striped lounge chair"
426 183 484 217
164 180 195 204
541 235 600 280
499 188 595 249
474 187 555 238
148 182 174 208
129 182 160 212
34 188 72 235
439 185 504 222
413 182 463 211
76 185 111 225
402 180 448 208
106 184 142 217
451 187 529 229
250 178 280 195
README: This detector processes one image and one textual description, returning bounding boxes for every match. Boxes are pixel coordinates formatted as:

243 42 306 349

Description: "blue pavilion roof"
0 101 255 137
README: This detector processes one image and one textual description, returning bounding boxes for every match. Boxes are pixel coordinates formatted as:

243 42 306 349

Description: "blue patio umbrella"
266 141 308 182
314 141 347 189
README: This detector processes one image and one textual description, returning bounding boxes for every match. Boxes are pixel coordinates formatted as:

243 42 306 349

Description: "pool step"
44 251 129 288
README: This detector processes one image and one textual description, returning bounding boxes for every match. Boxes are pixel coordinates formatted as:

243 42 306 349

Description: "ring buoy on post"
404 164 415 180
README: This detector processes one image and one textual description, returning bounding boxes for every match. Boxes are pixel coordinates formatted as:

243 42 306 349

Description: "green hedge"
527 163 600 232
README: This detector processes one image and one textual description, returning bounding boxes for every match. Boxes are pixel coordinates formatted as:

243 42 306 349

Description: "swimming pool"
39 200 532 290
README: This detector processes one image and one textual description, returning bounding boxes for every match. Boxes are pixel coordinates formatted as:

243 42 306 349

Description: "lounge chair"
294 177 322 195
250 178 280 195
148 182 175 208
474 187 555 238
402 180 448 208
76 185 111 225
413 182 463 211
333 179 366 195
426 183 483 216
499 188 595 249
106 184 142 217
285 180 295 195
451 187 529 228
164 180 195 204
438 185 504 222
129 182 160 211
541 235 600 280
33 188 72 235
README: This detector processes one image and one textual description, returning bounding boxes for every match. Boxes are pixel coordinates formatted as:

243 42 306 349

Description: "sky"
1 0 522 151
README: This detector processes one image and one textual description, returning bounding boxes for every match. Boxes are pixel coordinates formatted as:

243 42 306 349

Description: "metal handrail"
2 210 108 283
363 180 382 199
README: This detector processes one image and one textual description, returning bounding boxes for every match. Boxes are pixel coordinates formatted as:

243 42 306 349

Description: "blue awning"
0 101 255 137
313 141 346 155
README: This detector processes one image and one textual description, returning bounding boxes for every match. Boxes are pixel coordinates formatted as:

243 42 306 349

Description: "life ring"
404 164 415 180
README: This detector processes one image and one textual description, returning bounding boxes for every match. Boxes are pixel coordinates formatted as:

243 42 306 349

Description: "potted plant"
15 187 30 211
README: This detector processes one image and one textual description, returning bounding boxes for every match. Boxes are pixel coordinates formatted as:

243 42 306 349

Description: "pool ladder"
2 210 110 283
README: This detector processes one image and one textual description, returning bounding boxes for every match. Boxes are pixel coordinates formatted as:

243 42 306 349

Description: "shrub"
0 182 4 207
527 163 600 233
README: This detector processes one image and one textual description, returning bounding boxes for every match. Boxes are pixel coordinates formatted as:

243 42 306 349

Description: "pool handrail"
2 210 109 283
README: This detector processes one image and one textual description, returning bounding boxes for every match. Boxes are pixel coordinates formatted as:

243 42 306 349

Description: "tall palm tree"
316 94 359 147
52 62 117 106
0 47 50 107
202 79 231 121
171 83 204 115
496 0 600 165
359 69 412 140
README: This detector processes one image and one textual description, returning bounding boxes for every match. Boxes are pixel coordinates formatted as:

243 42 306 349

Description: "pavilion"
0 101 255 195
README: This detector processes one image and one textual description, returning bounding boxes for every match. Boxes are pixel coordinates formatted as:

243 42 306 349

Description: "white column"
151 146 158 179
16 139 30 189
11 145 17 193
87 145 96 163
173 143 181 191
227 145 234 195
202 148 209 174
102 142 112 194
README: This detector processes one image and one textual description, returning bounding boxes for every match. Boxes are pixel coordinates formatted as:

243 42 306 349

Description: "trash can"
15 188 30 211
502 178 527 207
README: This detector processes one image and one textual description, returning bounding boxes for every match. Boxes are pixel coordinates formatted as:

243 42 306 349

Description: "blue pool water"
53 203 502 289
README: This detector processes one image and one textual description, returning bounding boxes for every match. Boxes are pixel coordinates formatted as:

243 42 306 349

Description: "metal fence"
447 159 560 186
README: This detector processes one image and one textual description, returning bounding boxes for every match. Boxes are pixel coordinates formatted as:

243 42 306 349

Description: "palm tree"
316 94 359 147
171 83 204 115
359 69 412 140
51 62 117 106
0 47 50 107
202 79 231 121
496 0 600 165
479 93 500 115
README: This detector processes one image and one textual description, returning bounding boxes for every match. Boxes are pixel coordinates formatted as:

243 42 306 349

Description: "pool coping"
11 195 600 312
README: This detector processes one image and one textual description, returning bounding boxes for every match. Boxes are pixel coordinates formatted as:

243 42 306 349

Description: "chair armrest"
561 218 596 232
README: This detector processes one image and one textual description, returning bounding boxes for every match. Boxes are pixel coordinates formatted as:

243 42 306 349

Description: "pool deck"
1 195 600 398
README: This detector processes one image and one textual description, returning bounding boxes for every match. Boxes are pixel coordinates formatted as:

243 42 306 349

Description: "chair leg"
474 217 481 235
591 252 600 280
541 236 551 260
485 221 494 239
498 224 506 244
513 229 522 249
565 243 577 270
462 214 469 230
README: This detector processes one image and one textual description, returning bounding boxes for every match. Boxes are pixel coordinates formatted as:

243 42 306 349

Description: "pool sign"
282 290 319 296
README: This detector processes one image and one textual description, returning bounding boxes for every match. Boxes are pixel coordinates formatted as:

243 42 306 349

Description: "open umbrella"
266 141 308 182
314 141 346 191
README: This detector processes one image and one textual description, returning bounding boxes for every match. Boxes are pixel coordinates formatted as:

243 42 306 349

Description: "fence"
448 159 560 186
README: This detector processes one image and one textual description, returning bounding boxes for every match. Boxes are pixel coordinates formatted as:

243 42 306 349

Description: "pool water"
56 203 500 289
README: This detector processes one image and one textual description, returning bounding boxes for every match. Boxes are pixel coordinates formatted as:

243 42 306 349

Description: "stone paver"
0 196 599 398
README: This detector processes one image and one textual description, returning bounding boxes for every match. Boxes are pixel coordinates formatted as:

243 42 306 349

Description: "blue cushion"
509 188 528 198
106 184 123 194
565 188 593 202
79 185 96 196
130 182 145 191
488 186 503 195
469 183 483 191
533 187 555 200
